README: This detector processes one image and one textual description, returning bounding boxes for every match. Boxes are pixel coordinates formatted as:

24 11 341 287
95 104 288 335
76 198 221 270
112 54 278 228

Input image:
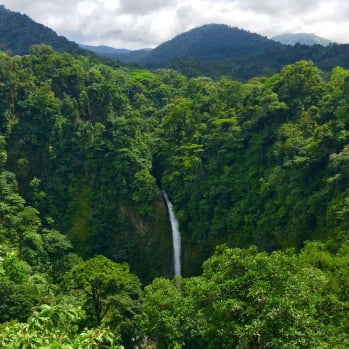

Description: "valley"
0 5 348 348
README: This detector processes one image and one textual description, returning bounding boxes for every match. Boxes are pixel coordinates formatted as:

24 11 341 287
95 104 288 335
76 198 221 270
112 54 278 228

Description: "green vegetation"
0 46 348 347
94 23 349 81
163 41 349 80
2 5 349 81
141 243 349 348
139 24 283 66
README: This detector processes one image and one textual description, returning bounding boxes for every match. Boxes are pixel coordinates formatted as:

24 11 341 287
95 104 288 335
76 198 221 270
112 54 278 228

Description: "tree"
0 304 118 348
140 277 185 348
273 60 325 112
184 245 347 348
64 255 142 345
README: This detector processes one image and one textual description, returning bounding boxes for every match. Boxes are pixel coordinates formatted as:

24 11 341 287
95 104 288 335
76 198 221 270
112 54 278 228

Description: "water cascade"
163 192 181 276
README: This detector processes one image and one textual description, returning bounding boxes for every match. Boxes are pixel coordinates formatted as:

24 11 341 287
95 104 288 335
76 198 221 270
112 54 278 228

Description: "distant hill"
0 5 85 55
105 48 152 63
84 23 349 81
138 24 283 66
2 5 349 82
79 44 132 55
130 24 349 80
80 44 152 63
272 33 333 46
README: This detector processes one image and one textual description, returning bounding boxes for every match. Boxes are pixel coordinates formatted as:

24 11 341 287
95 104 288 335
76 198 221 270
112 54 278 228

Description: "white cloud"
118 0 176 15
1 0 348 48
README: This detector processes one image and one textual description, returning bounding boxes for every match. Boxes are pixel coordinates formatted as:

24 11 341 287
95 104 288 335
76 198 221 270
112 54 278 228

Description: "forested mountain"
2 4 349 81
92 25 349 81
139 24 283 66
158 40 349 80
99 48 152 63
0 5 85 55
78 23 349 81
79 44 152 63
92 24 282 67
79 44 132 55
0 37 349 348
272 32 333 46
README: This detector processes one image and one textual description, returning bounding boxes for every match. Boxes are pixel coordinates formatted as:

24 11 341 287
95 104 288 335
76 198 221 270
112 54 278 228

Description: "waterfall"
163 192 181 276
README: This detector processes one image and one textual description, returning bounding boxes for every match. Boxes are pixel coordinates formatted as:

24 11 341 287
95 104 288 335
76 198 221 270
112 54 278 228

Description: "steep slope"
272 33 333 46
139 24 284 66
0 5 85 55
1 46 349 279
154 61 349 274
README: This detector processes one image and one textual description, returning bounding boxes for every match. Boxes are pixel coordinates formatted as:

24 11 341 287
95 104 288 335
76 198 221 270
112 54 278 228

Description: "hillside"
139 23 283 66
0 8 349 347
79 44 132 55
0 47 349 347
100 48 152 63
79 44 152 62
88 24 349 81
2 6 349 82
84 24 284 68
0 5 85 55
1 46 349 273
272 32 333 46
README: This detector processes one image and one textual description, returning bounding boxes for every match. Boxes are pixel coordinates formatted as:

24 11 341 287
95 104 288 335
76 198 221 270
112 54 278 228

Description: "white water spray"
163 192 181 276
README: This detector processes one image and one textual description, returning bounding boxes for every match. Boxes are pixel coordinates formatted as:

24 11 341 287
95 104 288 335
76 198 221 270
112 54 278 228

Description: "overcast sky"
1 0 348 49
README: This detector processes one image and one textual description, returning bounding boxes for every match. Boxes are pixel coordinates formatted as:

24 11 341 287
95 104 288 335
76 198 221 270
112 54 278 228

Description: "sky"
1 0 348 49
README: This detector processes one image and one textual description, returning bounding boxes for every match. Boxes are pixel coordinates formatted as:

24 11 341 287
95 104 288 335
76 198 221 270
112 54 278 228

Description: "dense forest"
0 46 348 347
90 24 349 81
138 24 283 66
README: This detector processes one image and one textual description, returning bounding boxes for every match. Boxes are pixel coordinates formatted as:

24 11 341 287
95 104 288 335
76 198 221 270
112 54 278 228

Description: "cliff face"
111 195 173 283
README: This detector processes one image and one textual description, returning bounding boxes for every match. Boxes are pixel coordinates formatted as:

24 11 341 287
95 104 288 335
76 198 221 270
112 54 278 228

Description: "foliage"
140 277 185 348
63 255 142 345
140 245 349 348
1 45 349 347
1 46 170 281
185 245 347 348
0 304 118 348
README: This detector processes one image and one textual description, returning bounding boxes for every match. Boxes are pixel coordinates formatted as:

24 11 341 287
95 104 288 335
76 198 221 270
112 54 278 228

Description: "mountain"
272 33 333 46
0 5 85 55
132 24 349 80
110 24 348 81
0 27 349 347
106 48 152 63
138 24 284 66
79 44 132 55
80 44 152 63
2 5 349 82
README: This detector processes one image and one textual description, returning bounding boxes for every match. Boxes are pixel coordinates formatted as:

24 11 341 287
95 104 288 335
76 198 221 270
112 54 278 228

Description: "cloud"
234 0 322 16
1 0 349 48
118 0 176 15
